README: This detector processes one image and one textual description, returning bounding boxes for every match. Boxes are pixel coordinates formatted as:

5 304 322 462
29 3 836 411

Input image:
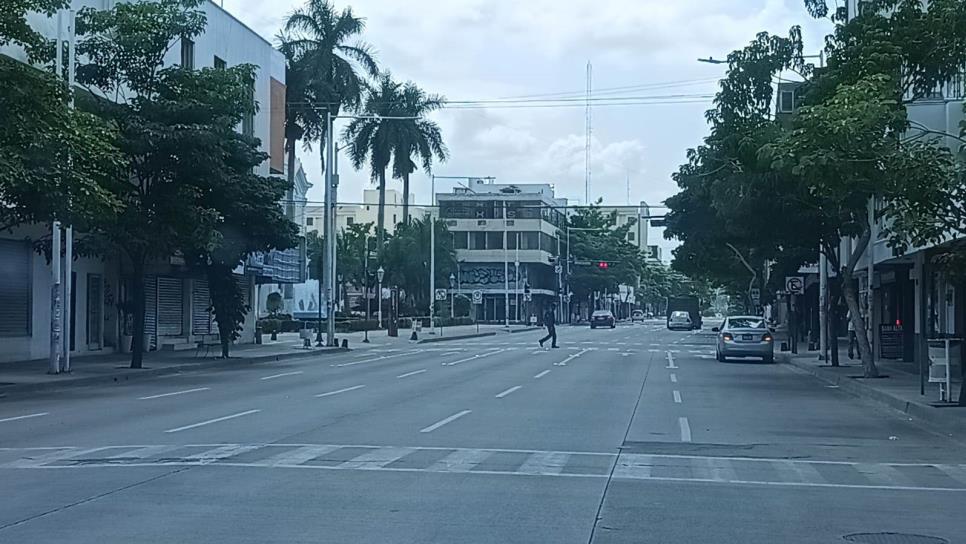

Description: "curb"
0 348 348 396
417 332 497 344
508 327 542 334
780 353 965 436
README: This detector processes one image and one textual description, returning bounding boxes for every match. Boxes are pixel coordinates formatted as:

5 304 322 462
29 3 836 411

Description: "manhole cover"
844 533 948 544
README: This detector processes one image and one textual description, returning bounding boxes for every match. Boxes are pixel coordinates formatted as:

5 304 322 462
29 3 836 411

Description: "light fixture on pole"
377 266 385 329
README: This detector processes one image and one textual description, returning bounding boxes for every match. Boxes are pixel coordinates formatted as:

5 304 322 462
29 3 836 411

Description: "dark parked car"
590 310 616 329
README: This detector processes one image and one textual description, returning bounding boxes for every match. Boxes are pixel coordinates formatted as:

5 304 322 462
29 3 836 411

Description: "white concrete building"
305 188 427 236
0 1 286 361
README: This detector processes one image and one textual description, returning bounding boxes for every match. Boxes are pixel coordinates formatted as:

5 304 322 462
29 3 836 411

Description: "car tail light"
762 333 773 342
722 333 734 341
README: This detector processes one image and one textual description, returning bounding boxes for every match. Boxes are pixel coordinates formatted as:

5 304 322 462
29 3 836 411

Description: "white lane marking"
164 410 261 433
678 417 692 443
648 349 661 353
495 385 522 398
669 373 678 383
420 410 472 433
396 369 427 379
261 371 304 381
935 464 966 484
607 348 619 351
666 351 677 369
338 447 415 470
673 390 682 404
855 463 916 487
315 385 366 398
138 387 210 400
443 348 505 366
336 350 422 367
265 445 341 466
554 348 589 366
534 369 552 379
426 448 492 472
620 352 633 357
0 412 48 424
518 451 570 476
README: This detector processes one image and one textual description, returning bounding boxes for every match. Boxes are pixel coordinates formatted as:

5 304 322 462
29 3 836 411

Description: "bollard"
341 339 348 349
410 329 418 341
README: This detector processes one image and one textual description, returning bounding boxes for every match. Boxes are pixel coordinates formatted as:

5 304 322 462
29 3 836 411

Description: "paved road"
1 321 963 543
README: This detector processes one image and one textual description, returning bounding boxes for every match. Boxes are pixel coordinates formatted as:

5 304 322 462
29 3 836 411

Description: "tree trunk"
129 257 146 369
376 168 387 248
842 268 878 377
285 138 297 220
402 172 410 225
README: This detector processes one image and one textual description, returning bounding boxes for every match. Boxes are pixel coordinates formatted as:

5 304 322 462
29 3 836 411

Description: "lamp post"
449 273 456 318
363 235 371 343
377 266 385 328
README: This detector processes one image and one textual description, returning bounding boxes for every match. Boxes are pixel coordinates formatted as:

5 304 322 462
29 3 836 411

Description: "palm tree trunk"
402 172 410 224
377 168 387 247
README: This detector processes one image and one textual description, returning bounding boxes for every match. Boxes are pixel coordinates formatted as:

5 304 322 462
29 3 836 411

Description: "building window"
393 214 397 225
346 217 354 225
486 232 503 250
0 240 31 337
507 233 517 250
779 90 795 113
180 38 194 70
452 231 468 249
540 232 556 254
306 217 314 226
214 56 226 70
522 232 539 250
628 231 635 242
470 232 486 250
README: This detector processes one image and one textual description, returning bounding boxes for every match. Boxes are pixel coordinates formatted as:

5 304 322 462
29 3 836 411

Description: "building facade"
437 179 566 323
305 188 427 237
0 1 287 362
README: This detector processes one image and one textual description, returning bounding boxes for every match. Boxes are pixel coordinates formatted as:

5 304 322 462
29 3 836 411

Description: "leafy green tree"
344 72 406 247
391 83 448 224
0 1 123 233
379 217 456 315
75 0 296 365
566 204 642 313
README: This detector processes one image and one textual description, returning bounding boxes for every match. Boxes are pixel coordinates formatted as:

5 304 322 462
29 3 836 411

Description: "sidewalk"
782 345 966 438
0 324 540 396
0 338 344 396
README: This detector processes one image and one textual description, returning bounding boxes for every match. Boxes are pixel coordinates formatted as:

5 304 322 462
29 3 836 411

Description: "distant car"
590 310 616 329
667 310 693 331
631 310 645 322
713 315 774 363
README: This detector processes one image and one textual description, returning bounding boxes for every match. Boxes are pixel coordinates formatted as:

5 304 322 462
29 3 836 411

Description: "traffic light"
597 261 609 269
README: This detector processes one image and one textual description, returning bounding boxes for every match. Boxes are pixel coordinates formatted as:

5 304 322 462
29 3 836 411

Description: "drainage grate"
844 533 948 544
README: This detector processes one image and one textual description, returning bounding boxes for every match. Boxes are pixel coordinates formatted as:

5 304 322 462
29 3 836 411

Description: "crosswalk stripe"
613 454 652 479
855 463 916 487
517 451 569 476
264 445 341 467
773 460 827 484
338 447 416 470
696 457 738 482
426 449 492 472
5 447 115 468
189 444 261 462
934 464 966 485
106 445 183 460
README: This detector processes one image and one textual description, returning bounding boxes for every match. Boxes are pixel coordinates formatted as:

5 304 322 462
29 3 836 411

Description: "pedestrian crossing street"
3 444 965 491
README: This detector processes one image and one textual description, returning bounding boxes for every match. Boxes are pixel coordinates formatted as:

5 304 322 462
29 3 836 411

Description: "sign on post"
472 290 483 304
750 287 761 305
434 289 447 301
785 276 805 295
523 293 532 302
554 264 562 274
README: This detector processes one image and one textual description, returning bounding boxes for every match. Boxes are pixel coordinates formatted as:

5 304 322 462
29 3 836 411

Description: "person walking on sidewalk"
847 310 857 359
539 304 559 348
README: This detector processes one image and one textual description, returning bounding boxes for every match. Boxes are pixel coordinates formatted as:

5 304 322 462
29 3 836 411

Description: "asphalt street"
1 320 964 543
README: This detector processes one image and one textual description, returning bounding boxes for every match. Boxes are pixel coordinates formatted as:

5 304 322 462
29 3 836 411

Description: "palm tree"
280 0 378 188
392 83 448 224
343 72 407 247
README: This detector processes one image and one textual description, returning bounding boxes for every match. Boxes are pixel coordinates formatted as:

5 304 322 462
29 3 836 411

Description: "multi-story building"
305 188 427 236
0 1 287 361
596 202 653 251
438 179 566 323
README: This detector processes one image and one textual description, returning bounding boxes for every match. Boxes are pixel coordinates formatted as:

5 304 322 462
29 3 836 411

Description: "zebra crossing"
3 443 965 491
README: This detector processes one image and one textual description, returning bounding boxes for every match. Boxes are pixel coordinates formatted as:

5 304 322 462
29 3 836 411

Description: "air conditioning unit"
477 220 487 226
446 220 457 227
506 220 515 226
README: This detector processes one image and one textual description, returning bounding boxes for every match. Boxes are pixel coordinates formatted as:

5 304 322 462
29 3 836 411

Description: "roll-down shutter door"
157 277 183 336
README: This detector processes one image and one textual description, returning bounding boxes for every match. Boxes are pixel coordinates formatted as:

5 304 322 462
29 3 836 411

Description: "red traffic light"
597 261 608 269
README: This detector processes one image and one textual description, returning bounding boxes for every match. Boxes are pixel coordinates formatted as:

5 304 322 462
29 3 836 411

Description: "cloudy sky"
226 0 831 258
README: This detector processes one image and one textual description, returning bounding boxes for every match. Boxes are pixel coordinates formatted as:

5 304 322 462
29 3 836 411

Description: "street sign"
573 260 591 266
472 290 483 304
381 287 391 300
750 287 761 305
554 264 562 274
434 289 447 301
785 276 805 295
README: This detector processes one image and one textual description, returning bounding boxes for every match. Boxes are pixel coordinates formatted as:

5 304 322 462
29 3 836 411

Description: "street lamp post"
363 236 370 343
377 266 385 329
449 273 456 319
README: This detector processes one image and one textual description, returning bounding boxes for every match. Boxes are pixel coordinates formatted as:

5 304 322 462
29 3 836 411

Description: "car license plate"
742 334 753 341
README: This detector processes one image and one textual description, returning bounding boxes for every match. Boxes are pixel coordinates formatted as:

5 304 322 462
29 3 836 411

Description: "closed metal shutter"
144 276 157 349
191 279 213 335
157 277 183 336
0 240 31 336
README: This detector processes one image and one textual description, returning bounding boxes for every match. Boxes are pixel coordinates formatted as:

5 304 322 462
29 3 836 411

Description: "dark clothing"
540 308 558 347
847 331 858 359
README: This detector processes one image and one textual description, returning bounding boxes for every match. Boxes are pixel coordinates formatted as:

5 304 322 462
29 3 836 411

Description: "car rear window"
727 317 764 329
671 311 689 318
592 311 611 317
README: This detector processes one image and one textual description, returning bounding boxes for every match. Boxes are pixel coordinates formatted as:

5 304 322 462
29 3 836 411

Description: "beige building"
305 188 427 235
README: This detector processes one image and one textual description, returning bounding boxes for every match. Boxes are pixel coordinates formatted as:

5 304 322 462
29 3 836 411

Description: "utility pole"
329 138 339 346
321 111 335 347
63 9 75 373
49 10 65 374
504 200 509 329
515 232 520 323
819 245 828 362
